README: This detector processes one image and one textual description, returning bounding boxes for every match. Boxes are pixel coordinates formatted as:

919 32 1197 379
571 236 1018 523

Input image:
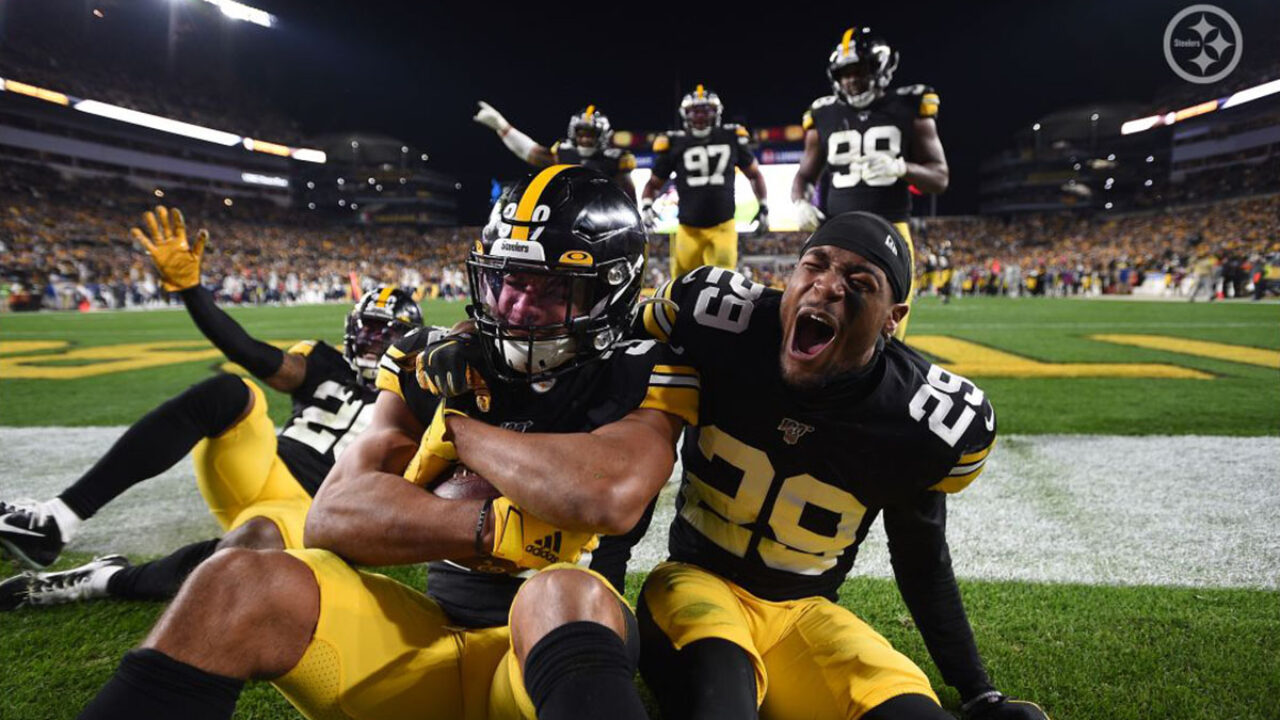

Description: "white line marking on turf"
1 429 1276 589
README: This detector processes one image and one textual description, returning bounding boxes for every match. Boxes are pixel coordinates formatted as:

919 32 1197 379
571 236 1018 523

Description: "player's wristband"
475 498 493 555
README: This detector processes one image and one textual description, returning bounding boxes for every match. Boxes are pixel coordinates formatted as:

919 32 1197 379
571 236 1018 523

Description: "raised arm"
474 100 556 167
132 205 305 393
304 390 489 566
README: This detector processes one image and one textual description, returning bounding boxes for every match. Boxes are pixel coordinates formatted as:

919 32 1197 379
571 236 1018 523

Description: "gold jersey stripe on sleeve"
641 385 699 426
653 135 670 152
642 281 677 342
286 340 317 357
920 93 940 118
929 463 985 494
512 164 574 240
958 437 995 465
802 111 814 130
374 364 403 398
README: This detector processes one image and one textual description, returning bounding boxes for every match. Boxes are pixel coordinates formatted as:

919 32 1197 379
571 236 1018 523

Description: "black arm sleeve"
180 286 285 379
883 491 994 701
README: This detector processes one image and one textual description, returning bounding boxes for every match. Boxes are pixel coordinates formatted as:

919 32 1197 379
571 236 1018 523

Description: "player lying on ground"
636 212 1049 720
474 100 637 198
0 205 422 609
75 166 697 720
640 84 768 279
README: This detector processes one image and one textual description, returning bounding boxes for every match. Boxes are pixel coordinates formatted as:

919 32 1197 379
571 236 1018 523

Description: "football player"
475 101 638 198
791 27 949 338
75 167 700 720
0 205 422 609
640 84 769 279
637 213 1048 719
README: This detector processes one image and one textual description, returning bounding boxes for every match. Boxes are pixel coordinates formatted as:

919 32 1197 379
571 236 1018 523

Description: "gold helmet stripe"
841 27 854 57
511 164 574 240
695 84 704 99
584 104 595 121
375 285 397 307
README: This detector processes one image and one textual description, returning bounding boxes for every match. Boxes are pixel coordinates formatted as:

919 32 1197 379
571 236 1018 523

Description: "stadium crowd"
5 161 1279 312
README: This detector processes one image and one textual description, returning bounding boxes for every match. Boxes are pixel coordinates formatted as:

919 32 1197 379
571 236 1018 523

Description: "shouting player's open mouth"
788 307 838 361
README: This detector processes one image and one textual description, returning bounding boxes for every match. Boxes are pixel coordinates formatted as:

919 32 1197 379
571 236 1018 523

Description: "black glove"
752 204 770 236
962 692 1050 720
416 332 484 398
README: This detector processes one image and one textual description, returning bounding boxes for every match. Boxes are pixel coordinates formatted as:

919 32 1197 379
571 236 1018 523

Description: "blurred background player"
0 206 422 609
641 85 769 279
791 26 950 337
474 101 637 198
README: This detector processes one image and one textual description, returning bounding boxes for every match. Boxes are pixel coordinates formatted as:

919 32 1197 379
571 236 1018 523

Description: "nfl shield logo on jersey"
777 418 815 445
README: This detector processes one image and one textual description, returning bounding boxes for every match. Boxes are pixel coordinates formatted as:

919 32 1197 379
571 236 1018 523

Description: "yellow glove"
490 497 599 570
403 404 467 486
131 205 208 292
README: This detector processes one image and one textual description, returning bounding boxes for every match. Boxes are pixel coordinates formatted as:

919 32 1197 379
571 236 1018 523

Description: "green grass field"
1 296 1278 719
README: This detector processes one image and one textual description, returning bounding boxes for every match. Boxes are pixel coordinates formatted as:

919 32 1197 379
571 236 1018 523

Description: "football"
430 464 502 501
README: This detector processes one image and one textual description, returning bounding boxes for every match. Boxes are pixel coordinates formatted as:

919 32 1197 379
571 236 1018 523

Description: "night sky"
8 0 1280 222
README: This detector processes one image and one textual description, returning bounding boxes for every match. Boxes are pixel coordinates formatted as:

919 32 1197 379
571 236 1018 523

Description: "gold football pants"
642 562 938 720
671 219 738 279
191 378 310 548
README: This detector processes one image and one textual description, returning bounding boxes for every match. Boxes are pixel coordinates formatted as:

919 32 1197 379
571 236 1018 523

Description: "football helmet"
566 105 613 157
467 165 647 383
827 27 898 108
344 286 423 385
680 84 723 138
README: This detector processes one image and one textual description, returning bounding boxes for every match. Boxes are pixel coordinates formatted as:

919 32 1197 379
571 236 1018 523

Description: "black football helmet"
827 27 898 108
344 286 422 385
566 105 613 157
680 84 723 138
467 165 647 383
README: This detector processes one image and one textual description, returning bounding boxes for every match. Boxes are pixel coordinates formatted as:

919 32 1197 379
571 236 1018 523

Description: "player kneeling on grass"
636 212 1048 720
0 205 422 610
76 166 699 720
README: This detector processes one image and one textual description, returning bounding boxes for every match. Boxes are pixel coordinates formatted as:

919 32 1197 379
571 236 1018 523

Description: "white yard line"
2 429 1277 589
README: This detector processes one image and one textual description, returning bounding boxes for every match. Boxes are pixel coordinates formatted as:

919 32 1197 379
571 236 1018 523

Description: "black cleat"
0 500 66 569
0 555 130 611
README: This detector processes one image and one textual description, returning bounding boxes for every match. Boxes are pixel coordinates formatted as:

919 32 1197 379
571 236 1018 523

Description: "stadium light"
1032 123 1041 131
3 79 70 106
1221 78 1280 109
241 172 289 188
196 0 276 28
307 202 316 210
1105 202 1113 209
75 99 240 145
291 148 327 164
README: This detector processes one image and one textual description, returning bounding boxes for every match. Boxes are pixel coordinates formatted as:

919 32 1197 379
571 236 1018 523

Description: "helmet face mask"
567 105 612 157
827 28 898 108
344 287 422 386
468 166 646 384
680 85 723 138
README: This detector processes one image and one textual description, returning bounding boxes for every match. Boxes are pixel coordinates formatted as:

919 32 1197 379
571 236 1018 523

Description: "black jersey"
275 340 378 495
802 84 939 223
551 141 637 180
641 266 995 602
378 328 700 628
650 125 755 228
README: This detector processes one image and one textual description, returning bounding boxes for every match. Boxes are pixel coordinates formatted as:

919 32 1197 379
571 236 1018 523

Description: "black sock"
523 620 647 720
77 648 243 720
107 539 222 601
638 596 758 720
60 375 250 520
861 693 952 720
